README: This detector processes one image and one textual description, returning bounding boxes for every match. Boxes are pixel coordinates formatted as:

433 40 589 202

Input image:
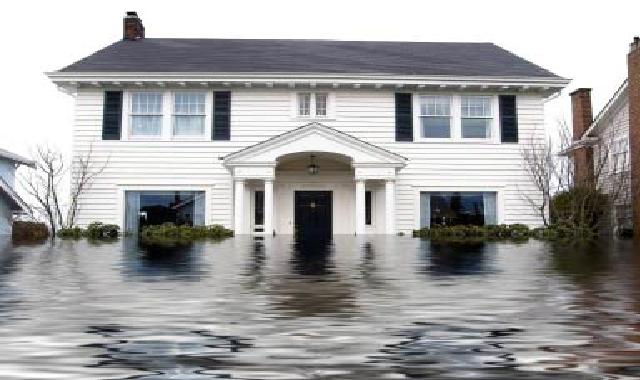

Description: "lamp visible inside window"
307 154 319 175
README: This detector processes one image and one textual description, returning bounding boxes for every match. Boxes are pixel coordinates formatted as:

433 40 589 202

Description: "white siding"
591 97 632 229
71 88 547 232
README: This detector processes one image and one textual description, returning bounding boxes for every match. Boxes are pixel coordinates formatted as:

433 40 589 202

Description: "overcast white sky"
0 0 638 158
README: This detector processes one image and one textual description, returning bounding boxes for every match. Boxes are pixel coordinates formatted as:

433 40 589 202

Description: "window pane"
125 190 205 232
429 192 485 226
174 93 205 115
131 92 163 114
462 118 490 138
298 93 311 116
315 93 328 116
421 117 450 138
461 96 491 117
173 115 205 135
255 191 264 226
131 115 162 136
365 191 372 225
420 96 450 116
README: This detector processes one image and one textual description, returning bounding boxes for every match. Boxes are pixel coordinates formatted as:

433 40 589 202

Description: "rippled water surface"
1 236 640 379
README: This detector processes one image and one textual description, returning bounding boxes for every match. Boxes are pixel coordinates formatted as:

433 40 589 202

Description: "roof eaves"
581 79 629 139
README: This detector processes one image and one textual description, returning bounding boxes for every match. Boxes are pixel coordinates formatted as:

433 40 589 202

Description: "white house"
566 37 640 234
0 149 34 235
47 12 569 236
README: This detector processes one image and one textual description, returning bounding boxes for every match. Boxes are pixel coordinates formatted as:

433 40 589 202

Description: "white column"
355 179 366 235
234 179 245 234
385 179 396 235
264 179 274 236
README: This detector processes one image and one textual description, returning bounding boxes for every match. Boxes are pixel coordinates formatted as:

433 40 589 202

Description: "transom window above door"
296 92 330 118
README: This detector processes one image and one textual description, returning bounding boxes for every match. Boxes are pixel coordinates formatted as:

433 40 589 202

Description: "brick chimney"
628 37 640 235
570 88 594 185
123 11 144 41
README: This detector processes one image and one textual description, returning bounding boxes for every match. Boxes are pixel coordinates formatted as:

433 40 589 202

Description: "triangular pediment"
224 122 406 167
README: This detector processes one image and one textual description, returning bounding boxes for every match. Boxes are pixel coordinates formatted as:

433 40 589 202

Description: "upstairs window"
173 92 206 136
461 96 492 138
420 96 451 138
612 138 629 173
297 92 329 118
130 92 163 137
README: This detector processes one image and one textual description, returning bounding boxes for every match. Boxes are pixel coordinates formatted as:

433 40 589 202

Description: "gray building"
0 149 34 235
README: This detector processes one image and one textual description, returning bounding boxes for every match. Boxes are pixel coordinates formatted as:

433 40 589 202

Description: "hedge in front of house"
12 221 50 241
58 222 119 239
139 223 234 241
412 223 598 241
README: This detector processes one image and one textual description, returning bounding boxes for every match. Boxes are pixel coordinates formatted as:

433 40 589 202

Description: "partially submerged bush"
551 187 609 230
413 223 599 242
139 223 233 241
58 222 119 240
413 224 531 241
12 221 49 241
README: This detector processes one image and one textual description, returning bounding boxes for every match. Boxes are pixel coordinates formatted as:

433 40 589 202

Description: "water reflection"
289 235 334 276
0 236 639 379
120 239 207 280
420 239 493 275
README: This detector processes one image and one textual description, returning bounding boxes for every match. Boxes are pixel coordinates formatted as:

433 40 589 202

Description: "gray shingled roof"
59 38 560 78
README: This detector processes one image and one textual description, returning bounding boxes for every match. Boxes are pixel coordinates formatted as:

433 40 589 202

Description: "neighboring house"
46 12 568 236
0 149 34 235
566 37 640 233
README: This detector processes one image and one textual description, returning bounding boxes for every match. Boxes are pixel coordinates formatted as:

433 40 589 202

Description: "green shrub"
413 223 598 242
551 187 608 230
139 223 233 242
12 221 49 241
58 222 119 240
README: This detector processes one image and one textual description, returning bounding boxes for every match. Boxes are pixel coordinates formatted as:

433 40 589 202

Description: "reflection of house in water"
264 236 358 317
419 240 493 276
119 239 207 280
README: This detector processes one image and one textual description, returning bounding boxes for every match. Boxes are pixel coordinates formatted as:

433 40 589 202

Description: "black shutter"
102 91 122 140
499 95 518 143
213 91 231 140
395 93 413 141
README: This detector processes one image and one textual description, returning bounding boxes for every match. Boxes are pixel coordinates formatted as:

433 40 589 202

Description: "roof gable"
224 122 407 167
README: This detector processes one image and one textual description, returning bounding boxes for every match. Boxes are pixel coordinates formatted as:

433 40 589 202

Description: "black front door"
294 191 332 238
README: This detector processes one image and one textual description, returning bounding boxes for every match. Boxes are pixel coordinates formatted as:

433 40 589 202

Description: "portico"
224 123 406 235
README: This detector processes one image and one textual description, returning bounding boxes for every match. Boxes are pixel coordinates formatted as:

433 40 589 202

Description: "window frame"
292 92 334 119
460 95 494 140
122 90 214 141
418 95 453 139
611 137 629 174
127 91 165 140
412 93 499 143
171 91 208 139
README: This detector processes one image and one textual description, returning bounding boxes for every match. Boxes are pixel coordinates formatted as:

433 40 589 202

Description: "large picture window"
461 96 492 138
420 96 451 138
125 190 205 232
130 92 163 136
420 191 497 228
173 92 206 136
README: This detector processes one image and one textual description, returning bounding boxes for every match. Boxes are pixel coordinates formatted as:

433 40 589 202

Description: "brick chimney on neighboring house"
570 88 594 185
628 37 640 234
123 11 144 40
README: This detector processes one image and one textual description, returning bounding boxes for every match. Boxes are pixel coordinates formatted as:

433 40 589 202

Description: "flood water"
0 236 639 379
